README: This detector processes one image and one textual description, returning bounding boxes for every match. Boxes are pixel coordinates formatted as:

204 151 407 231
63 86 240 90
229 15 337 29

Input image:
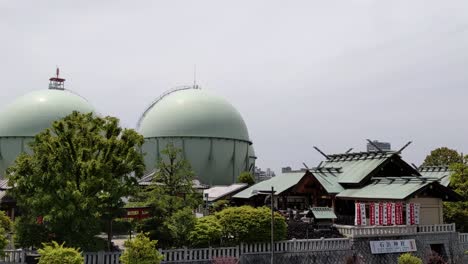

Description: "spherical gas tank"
0 89 95 177
139 87 256 185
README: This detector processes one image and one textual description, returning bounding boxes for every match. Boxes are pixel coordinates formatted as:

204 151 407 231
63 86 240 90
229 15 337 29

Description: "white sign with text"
370 239 417 254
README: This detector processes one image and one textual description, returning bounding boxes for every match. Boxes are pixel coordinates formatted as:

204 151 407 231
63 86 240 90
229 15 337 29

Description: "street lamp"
258 186 276 264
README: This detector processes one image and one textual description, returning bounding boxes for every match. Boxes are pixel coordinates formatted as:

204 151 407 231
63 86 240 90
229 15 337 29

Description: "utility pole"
259 187 276 264
270 186 274 264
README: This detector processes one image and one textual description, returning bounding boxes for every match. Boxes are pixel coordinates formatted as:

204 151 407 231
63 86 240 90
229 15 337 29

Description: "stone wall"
159 233 467 264
350 233 465 264
240 250 353 264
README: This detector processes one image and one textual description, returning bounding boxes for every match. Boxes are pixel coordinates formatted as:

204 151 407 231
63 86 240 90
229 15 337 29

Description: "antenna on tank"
49 67 65 90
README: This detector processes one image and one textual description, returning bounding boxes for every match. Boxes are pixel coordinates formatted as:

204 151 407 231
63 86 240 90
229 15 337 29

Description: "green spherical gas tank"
139 87 256 186
0 89 95 177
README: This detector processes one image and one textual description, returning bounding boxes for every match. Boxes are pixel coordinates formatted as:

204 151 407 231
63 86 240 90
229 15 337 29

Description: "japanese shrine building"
233 149 461 226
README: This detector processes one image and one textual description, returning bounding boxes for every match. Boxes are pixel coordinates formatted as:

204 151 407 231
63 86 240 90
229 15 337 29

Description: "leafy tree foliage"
189 215 222 247
0 211 11 234
398 253 422 264
120 233 163 264
165 208 197 248
135 143 201 248
37 241 83 264
7 112 145 250
238 171 255 185
212 199 229 212
14 217 49 249
0 211 12 254
444 161 468 232
153 142 196 198
422 147 462 166
189 206 287 247
216 206 287 245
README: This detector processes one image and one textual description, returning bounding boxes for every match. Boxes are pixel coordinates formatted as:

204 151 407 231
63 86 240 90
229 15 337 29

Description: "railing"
417 223 456 233
335 224 417 238
460 233 468 244
83 251 121 264
0 250 26 264
240 238 351 254
160 246 239 262
160 238 351 262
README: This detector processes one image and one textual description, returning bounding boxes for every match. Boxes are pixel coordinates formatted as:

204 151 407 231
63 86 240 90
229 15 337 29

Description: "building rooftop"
203 183 248 202
419 166 452 187
233 171 305 199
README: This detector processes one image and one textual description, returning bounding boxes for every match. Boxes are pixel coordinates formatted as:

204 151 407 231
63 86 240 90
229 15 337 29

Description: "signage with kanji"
370 239 417 254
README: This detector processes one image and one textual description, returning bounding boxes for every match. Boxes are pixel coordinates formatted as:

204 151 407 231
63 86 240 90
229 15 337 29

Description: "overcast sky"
1 0 468 173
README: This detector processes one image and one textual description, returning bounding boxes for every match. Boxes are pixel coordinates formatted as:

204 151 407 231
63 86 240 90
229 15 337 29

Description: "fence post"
98 251 104 264
21 249 26 264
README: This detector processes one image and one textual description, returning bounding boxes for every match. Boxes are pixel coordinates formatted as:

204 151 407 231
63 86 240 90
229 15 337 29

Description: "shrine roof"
419 166 452 187
336 176 460 201
233 172 305 199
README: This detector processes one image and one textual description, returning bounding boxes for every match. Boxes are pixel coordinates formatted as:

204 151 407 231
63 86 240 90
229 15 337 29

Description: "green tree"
189 215 222 247
165 208 197 248
238 171 255 185
120 233 163 264
0 211 12 255
37 241 83 264
422 147 462 166
135 143 201 248
444 161 468 232
13 217 49 249
212 199 229 212
0 211 12 234
398 253 422 264
7 112 145 250
215 206 287 245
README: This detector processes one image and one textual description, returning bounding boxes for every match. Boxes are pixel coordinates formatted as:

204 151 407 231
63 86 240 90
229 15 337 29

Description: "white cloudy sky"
1 0 467 173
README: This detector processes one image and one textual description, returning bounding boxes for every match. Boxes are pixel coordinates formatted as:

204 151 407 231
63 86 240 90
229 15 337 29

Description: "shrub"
37 241 83 264
215 206 287 245
398 253 423 264
426 251 446 264
189 215 223 247
212 200 229 212
165 207 196 247
120 233 163 264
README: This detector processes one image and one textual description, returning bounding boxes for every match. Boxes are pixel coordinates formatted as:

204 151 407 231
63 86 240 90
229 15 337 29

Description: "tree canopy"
7 112 145 250
422 147 462 166
238 171 255 185
135 142 201 248
444 161 468 232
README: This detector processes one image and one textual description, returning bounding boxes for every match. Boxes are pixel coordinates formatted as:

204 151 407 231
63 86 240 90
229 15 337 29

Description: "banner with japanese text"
355 202 367 225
